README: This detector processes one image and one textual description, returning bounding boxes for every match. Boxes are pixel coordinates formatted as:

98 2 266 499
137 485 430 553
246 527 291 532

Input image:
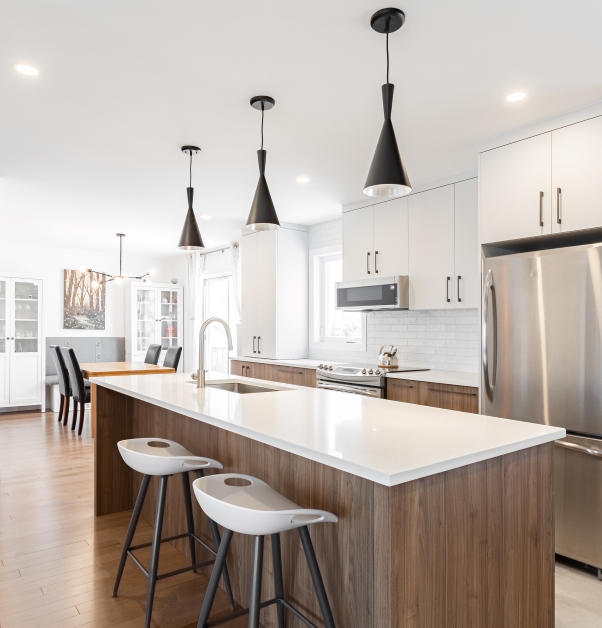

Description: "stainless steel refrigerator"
482 242 602 573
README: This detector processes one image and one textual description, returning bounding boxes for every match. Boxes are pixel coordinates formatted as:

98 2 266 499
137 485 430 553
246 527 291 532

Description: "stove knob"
361 369 367 374
328 366 333 371
375 369 381 375
368 369 373 374
318 364 323 369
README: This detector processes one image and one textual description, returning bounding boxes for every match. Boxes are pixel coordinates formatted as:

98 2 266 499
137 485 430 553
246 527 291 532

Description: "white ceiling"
2 0 602 257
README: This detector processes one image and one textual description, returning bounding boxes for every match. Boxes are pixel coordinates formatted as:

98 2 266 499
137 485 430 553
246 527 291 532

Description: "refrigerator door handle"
556 440 602 458
482 269 497 400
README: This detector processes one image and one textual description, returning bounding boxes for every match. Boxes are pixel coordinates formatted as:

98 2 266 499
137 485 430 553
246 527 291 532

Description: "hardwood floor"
0 411 245 628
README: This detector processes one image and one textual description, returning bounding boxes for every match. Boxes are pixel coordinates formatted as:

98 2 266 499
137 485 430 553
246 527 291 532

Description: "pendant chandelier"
363 7 412 198
246 96 280 231
178 145 205 250
79 234 156 288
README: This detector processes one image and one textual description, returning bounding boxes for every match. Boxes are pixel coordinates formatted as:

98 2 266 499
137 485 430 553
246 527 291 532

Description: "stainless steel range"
316 363 429 398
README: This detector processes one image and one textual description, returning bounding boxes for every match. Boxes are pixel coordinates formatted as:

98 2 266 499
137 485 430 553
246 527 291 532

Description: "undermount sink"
205 381 282 394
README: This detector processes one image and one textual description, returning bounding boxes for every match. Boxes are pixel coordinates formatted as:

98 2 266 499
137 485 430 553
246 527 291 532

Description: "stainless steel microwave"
335 276 409 311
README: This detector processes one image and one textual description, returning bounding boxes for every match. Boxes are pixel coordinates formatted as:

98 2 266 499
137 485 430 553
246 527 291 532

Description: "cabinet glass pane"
136 289 156 352
0 280 5 353
14 282 38 353
160 290 178 349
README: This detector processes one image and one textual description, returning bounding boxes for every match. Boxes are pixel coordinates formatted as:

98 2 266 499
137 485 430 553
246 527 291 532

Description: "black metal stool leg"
113 474 151 597
271 533 285 628
248 535 264 628
145 475 168 628
181 472 197 571
298 526 336 628
197 528 234 628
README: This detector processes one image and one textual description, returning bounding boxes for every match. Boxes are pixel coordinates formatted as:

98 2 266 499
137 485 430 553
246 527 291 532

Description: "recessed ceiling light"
506 92 526 102
13 63 38 76
199 215 210 220
296 176 310 183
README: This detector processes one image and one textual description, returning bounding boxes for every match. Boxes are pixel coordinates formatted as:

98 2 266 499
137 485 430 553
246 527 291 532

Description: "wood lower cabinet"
231 360 316 388
387 378 478 414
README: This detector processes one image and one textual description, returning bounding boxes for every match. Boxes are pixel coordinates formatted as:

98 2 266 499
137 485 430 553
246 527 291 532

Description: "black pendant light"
178 145 205 250
246 96 280 231
363 8 412 198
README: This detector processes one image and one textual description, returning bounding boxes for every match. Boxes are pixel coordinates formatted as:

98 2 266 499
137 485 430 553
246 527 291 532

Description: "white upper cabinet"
552 116 602 233
343 198 408 281
409 185 456 310
480 133 552 244
454 179 479 308
241 231 258 357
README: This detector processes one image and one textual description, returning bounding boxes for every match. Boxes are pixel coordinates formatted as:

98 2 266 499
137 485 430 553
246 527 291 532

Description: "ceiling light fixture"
80 234 156 287
296 176 310 183
13 63 38 76
178 146 205 250
246 96 280 231
363 8 411 198
506 92 527 102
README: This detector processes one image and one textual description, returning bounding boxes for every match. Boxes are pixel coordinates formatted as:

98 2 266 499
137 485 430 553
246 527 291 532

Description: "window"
203 275 237 374
310 247 366 351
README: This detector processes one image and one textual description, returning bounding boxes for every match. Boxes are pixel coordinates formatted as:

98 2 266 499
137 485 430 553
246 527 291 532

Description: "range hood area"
335 276 409 311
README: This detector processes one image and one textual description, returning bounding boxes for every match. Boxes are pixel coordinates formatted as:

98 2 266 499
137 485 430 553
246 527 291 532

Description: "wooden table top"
80 362 175 378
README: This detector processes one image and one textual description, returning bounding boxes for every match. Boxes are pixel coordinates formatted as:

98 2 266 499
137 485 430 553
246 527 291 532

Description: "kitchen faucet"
197 317 233 389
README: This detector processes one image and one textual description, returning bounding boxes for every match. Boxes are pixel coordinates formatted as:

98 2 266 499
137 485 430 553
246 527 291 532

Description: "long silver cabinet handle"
539 191 544 227
556 439 602 458
557 188 562 224
367 252 371 275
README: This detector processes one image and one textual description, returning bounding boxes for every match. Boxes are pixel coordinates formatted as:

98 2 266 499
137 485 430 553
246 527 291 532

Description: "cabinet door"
386 378 421 404
409 185 456 309
158 289 180 352
135 287 156 354
454 179 479 308
241 233 258 357
271 365 307 386
10 279 41 404
0 278 9 405
480 133 552 243
342 206 374 280
552 116 602 233
256 231 278 359
373 198 409 277
423 383 478 413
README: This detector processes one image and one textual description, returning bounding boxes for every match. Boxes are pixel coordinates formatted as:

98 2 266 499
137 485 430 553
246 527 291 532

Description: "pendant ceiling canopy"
178 146 205 250
363 7 412 199
246 96 280 231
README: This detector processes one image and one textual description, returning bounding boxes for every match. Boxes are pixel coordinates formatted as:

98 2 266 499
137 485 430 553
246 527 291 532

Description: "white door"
0 278 9 405
454 179 479 308
10 279 41 404
552 116 602 233
256 230 278 358
409 185 456 309
342 206 374 280
241 232 258 357
373 198 409 277
480 133 552 243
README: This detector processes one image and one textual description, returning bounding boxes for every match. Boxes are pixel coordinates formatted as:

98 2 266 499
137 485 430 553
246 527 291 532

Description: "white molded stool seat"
117 438 222 476
192 473 338 536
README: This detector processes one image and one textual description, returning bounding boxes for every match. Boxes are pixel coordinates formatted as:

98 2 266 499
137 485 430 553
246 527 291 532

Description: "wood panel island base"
93 373 563 628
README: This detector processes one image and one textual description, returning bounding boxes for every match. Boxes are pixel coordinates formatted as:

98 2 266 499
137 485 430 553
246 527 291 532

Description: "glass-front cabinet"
0 277 43 409
125 283 183 368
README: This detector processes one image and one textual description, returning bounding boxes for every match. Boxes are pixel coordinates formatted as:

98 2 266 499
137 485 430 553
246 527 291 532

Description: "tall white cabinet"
125 283 183 367
241 225 308 359
0 277 44 409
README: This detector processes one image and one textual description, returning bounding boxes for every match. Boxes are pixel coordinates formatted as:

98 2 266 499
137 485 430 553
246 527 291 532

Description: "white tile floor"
556 561 602 627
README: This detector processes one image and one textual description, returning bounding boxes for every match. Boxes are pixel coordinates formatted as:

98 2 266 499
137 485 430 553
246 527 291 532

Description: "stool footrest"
129 531 216 557
204 598 319 628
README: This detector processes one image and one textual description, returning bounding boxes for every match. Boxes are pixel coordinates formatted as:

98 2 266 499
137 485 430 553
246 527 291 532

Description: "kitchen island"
93 371 564 628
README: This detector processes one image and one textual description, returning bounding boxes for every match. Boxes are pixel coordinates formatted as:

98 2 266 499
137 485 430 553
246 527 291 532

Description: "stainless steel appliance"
335 276 409 311
482 242 602 573
316 362 428 398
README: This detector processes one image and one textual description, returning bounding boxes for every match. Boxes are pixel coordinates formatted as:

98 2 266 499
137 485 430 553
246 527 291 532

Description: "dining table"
80 362 175 437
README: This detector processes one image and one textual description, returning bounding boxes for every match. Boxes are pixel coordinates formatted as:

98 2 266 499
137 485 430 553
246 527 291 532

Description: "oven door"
316 380 384 398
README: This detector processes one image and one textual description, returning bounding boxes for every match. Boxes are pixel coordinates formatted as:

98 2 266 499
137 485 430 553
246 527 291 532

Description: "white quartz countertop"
385 370 480 387
91 372 564 487
229 356 334 370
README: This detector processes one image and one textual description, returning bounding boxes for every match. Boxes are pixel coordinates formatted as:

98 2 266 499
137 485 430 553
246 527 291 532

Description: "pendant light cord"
386 28 390 83
189 151 192 187
261 103 264 151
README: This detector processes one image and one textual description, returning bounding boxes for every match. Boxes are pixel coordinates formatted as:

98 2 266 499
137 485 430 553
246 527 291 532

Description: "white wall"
0 240 185 338
308 219 479 373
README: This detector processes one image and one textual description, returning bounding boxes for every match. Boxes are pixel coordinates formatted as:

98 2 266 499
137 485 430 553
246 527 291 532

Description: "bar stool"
113 438 235 628
192 473 338 628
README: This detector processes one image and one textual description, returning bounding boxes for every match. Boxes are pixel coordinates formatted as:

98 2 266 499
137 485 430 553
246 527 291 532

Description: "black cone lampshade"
178 146 205 250
246 96 280 231
363 8 412 198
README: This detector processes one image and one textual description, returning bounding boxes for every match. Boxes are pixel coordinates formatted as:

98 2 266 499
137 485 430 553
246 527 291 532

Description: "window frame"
202 272 237 373
309 246 367 352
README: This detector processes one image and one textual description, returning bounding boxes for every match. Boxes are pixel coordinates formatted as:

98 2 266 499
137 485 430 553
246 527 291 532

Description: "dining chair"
163 346 182 371
61 348 91 436
50 345 72 426
144 344 162 365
